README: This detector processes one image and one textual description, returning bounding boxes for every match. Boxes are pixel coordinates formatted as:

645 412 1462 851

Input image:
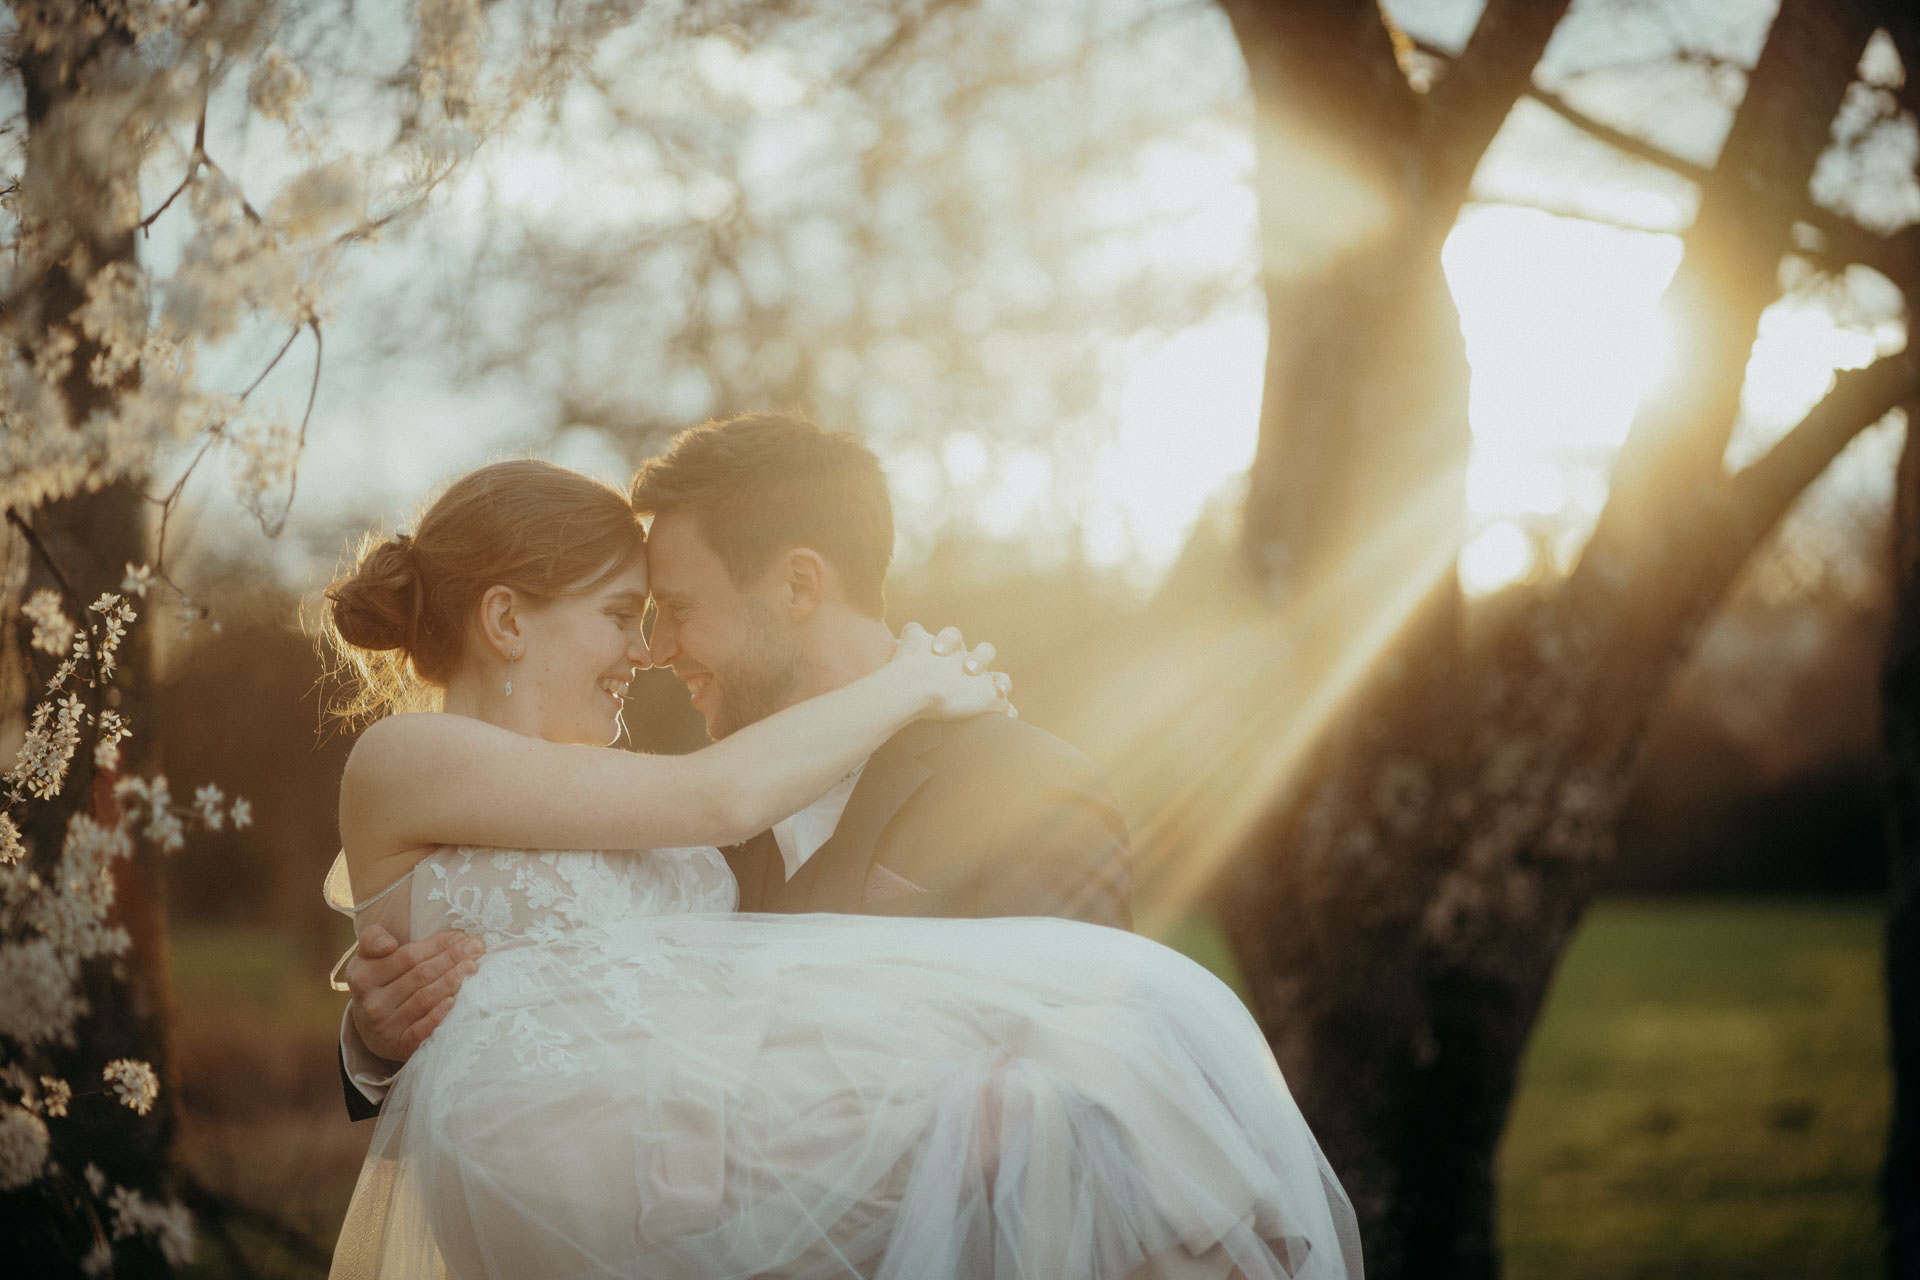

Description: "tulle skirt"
329 912 1362 1279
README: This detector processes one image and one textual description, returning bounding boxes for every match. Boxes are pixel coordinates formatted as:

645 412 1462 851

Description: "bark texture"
1884 392 1920 1280
0 24 179 1275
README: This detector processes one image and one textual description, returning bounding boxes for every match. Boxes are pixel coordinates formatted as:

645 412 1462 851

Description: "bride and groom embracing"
320 413 1362 1278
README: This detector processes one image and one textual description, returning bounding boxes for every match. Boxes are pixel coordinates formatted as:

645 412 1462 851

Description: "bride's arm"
340 624 1003 862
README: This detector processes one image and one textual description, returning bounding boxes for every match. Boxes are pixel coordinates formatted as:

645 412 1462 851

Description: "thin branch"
151 430 218 580
152 318 303 575
136 98 208 234
5 508 78 601
237 321 302 401
195 152 264 226
1416 33 1917 280
258 319 322 539
332 158 461 248
1522 70 1916 276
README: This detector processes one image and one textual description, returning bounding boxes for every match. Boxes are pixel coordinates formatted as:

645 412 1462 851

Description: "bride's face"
513 558 653 745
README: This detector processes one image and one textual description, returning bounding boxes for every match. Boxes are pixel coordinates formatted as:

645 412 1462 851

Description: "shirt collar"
770 760 866 881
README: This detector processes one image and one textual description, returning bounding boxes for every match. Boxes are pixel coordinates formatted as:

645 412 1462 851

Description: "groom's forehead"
645 512 725 584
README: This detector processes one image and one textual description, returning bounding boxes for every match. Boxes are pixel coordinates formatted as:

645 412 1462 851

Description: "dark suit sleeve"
877 720 1132 930
340 1046 382 1123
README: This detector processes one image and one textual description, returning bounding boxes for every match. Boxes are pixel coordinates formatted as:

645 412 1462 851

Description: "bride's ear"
478 585 524 660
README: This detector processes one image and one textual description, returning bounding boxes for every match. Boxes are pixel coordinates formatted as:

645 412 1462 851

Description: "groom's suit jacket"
724 713 1132 929
340 711 1130 1120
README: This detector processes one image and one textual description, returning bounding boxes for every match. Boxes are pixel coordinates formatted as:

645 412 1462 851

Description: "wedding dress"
327 845 1363 1279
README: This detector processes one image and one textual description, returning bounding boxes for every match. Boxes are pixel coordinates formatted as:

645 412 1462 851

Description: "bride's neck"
440 669 543 737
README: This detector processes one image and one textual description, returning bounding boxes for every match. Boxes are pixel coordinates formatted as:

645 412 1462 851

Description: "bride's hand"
892 622 1015 720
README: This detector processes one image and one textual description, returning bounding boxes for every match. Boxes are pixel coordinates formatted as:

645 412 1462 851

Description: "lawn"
168 898 1890 1277
1496 899 1888 1279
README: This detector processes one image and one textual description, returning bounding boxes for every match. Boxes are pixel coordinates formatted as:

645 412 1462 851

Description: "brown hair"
628 413 892 616
322 459 646 723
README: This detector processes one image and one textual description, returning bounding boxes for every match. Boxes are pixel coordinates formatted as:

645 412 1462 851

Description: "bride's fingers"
932 625 964 657
991 671 1012 698
897 621 929 649
962 641 996 675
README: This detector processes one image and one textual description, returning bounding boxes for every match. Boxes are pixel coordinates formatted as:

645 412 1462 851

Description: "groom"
334 413 1132 1120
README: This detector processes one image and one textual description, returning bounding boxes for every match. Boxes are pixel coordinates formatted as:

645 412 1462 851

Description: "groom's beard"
708 598 801 740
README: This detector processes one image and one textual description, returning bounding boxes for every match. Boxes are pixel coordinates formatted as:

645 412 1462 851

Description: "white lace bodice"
409 845 739 950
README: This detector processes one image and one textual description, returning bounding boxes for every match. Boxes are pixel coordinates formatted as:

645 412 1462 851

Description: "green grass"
1497 899 1888 1279
1161 899 1891 1278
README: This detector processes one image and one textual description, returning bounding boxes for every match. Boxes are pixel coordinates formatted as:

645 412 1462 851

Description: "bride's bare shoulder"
347 713 496 772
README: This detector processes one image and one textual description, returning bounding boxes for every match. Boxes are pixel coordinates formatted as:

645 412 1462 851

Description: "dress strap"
322 850 416 916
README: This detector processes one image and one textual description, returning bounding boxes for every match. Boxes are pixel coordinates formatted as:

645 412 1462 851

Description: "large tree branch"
1581 0 1880 579
1421 0 1574 218
1722 344 1920 571
1415 34 1918 282
1220 0 1421 198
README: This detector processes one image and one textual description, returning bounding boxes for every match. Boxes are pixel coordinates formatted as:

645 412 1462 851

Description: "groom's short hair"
629 412 893 617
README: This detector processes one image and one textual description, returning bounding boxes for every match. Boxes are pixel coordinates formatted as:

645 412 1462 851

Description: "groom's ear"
781 548 827 621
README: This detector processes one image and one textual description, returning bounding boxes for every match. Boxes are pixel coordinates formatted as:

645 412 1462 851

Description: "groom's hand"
346 925 484 1063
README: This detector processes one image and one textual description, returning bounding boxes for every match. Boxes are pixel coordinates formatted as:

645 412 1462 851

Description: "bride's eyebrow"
604 590 649 609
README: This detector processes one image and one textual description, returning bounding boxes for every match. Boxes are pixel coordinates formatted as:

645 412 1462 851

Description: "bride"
322 458 1362 1279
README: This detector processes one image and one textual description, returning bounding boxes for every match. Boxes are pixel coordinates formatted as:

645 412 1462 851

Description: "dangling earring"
505 650 520 697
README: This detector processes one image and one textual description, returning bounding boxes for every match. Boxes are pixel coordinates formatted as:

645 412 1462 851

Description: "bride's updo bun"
321 460 645 723
326 534 424 654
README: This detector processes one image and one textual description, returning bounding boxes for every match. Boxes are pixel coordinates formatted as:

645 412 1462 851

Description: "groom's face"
645 511 802 739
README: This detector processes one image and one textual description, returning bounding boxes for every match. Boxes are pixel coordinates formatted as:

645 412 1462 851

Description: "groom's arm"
335 925 483 1121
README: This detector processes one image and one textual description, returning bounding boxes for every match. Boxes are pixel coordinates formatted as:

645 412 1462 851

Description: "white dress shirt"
770 761 865 881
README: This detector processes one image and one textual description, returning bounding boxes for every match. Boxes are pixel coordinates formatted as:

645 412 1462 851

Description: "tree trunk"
1218 2 1889 1275
0 26 180 1273
1884 393 1920 1280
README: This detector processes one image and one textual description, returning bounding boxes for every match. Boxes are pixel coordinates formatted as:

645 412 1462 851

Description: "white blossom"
9 693 86 799
31 326 78 386
94 708 131 771
35 1075 71 1118
76 262 147 388
229 797 252 829
119 562 153 597
106 1183 195 1265
192 783 224 830
88 592 136 682
247 45 310 123
226 415 301 524
0 1105 50 1191
270 158 365 241
0 813 23 865
22 589 75 657
415 0 487 108
0 933 87 1050
102 1058 159 1115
